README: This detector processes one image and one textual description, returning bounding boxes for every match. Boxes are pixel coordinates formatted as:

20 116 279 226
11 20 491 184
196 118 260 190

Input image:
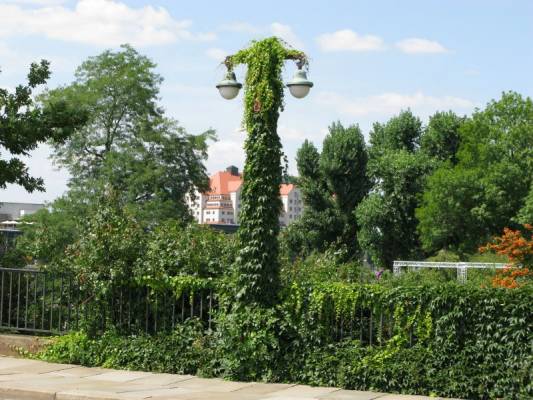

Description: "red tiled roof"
208 171 242 195
280 184 294 196
207 171 296 196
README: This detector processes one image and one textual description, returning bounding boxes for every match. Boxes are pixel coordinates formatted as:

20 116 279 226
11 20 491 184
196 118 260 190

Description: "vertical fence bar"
24 273 29 329
369 309 373 346
33 273 37 329
16 272 21 328
181 294 185 322
0 270 4 327
118 286 123 329
172 298 176 329
41 274 46 331
190 293 194 319
67 276 72 331
8 271 13 327
200 294 203 321
49 274 54 332
127 287 131 331
145 288 149 334
379 311 383 346
359 307 363 342
154 294 158 334
208 290 212 331
58 276 63 332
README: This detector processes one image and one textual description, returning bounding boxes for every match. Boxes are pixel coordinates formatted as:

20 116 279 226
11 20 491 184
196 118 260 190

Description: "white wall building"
0 202 44 222
186 166 303 227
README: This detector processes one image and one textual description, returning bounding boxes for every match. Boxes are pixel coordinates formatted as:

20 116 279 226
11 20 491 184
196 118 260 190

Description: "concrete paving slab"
378 395 432 399
0 356 36 370
45 366 109 378
263 384 340 398
125 372 194 386
56 389 141 400
85 370 154 383
3 360 76 374
233 382 297 395
0 357 458 400
320 389 387 399
170 376 255 392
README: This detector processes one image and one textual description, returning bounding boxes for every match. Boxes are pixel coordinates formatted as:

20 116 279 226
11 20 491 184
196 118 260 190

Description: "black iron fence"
0 267 215 335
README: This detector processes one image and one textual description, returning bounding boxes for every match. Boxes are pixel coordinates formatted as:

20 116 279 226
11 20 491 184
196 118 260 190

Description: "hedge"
37 282 533 399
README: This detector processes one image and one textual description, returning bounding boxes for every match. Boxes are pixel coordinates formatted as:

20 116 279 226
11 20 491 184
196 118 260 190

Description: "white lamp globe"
216 71 242 100
286 69 313 99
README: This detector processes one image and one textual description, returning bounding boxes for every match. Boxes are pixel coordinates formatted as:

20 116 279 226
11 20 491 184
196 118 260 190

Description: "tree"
369 109 422 159
283 122 369 260
15 197 81 267
44 45 213 225
357 110 432 268
357 150 434 267
223 38 308 307
421 111 464 164
517 184 533 224
416 166 487 255
0 60 86 192
320 122 369 215
417 92 533 254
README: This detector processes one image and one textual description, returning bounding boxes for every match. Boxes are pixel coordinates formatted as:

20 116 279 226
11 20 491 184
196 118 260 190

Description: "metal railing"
0 267 215 335
393 261 507 283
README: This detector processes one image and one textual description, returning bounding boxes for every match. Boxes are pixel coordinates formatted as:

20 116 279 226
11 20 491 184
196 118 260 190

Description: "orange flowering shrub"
480 224 533 288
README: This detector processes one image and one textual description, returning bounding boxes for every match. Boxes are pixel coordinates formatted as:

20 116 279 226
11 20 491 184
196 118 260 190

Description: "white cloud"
1 0 66 4
205 48 228 62
316 29 384 52
0 0 216 47
218 21 305 49
316 91 474 117
278 125 308 141
0 41 74 76
220 22 260 34
206 139 245 173
270 22 304 49
396 38 448 54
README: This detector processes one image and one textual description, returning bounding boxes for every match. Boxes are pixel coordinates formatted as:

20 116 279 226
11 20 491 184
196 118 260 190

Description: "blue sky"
1 0 532 203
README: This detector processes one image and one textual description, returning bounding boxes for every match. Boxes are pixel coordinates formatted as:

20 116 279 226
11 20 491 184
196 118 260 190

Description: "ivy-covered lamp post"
216 37 312 307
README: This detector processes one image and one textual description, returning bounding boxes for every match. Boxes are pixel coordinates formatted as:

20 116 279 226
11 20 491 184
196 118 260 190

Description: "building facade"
186 166 303 227
0 202 44 222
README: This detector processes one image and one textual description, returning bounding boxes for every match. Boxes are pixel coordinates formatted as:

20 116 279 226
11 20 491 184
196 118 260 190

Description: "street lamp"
286 66 313 99
216 71 242 100
215 38 312 308
216 64 313 100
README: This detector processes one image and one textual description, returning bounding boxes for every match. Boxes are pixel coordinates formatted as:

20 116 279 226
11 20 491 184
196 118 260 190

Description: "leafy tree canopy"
283 122 369 260
0 60 87 192
43 45 214 226
417 92 533 254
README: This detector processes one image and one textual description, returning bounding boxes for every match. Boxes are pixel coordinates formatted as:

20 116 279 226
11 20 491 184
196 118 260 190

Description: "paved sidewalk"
0 356 453 400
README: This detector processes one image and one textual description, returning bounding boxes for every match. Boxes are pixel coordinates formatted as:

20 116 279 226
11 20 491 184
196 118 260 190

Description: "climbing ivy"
224 37 308 307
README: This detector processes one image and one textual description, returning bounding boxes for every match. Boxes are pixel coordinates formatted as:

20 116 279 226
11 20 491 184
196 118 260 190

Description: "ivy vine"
223 37 308 307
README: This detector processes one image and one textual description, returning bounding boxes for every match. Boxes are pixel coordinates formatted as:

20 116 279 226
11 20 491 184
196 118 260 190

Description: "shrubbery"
38 281 532 399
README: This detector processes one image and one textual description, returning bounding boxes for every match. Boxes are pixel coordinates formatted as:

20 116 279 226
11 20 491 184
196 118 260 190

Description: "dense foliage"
0 60 86 191
417 92 533 255
43 45 214 227
39 282 533 399
283 122 369 260
224 37 308 307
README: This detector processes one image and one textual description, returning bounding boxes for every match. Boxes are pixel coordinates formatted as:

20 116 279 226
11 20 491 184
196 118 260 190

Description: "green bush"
37 282 533 399
39 320 212 375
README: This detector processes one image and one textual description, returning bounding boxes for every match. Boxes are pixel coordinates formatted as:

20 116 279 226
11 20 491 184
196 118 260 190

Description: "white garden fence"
392 261 508 283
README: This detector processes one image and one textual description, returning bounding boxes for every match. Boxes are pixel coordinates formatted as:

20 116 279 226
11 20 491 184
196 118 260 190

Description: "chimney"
226 165 239 176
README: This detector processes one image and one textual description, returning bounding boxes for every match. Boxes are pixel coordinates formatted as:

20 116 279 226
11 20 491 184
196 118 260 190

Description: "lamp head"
286 68 313 99
216 71 242 100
